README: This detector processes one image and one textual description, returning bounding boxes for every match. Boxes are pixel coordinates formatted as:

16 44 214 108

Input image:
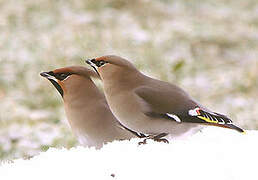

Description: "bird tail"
207 123 245 133
188 107 245 134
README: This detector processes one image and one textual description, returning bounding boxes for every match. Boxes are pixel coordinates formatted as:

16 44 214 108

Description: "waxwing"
40 66 137 149
86 56 245 142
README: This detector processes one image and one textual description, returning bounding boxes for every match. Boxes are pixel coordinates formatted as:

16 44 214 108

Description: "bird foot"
153 133 169 143
153 138 169 144
138 133 169 145
138 139 147 145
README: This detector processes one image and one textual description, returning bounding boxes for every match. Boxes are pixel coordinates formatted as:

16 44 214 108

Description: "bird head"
85 55 138 80
40 66 99 98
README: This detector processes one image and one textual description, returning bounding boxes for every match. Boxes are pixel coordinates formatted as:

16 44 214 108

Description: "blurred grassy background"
0 0 257 160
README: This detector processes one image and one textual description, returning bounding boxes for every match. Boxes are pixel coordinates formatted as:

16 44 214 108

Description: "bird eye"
99 60 106 66
56 73 71 81
96 60 106 67
60 73 67 78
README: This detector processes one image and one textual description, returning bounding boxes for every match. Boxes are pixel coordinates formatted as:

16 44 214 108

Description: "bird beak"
85 59 100 76
40 71 64 97
40 72 57 81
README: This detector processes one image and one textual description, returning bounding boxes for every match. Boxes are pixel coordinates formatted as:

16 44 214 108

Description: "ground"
1 127 258 180
0 0 258 160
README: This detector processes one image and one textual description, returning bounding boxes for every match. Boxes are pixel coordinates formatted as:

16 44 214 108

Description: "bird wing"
134 86 244 133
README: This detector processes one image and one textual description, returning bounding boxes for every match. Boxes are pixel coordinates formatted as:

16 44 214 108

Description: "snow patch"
0 127 257 180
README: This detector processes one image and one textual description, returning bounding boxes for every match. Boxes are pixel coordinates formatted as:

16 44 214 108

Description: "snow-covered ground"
0 127 257 180
1 0 258 160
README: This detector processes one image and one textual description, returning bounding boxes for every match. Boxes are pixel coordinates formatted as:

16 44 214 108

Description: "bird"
40 66 138 149
85 55 245 143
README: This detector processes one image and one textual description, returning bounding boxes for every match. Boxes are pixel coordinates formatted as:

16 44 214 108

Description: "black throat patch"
48 79 64 97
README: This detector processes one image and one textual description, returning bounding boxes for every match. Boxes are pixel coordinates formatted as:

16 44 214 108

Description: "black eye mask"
40 71 72 98
91 59 107 67
48 79 64 97
54 72 72 81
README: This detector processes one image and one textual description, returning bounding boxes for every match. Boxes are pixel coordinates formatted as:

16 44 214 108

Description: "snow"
0 127 257 180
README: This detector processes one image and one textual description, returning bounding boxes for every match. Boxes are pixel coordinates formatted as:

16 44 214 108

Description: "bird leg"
138 139 148 145
118 122 169 144
138 133 169 145
153 133 169 143
117 122 147 138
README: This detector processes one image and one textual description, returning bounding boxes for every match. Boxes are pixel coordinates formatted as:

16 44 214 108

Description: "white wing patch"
166 113 181 123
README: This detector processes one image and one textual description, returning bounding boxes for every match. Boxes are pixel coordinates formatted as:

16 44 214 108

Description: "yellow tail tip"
241 130 246 135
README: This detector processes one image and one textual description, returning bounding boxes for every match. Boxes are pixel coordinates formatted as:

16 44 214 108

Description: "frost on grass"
0 127 257 180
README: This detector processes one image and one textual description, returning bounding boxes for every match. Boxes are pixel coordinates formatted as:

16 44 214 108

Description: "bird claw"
153 133 169 144
138 139 147 145
153 138 169 144
137 133 169 145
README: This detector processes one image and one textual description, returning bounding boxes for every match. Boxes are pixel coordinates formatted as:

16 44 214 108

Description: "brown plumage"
40 66 136 149
86 55 245 141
